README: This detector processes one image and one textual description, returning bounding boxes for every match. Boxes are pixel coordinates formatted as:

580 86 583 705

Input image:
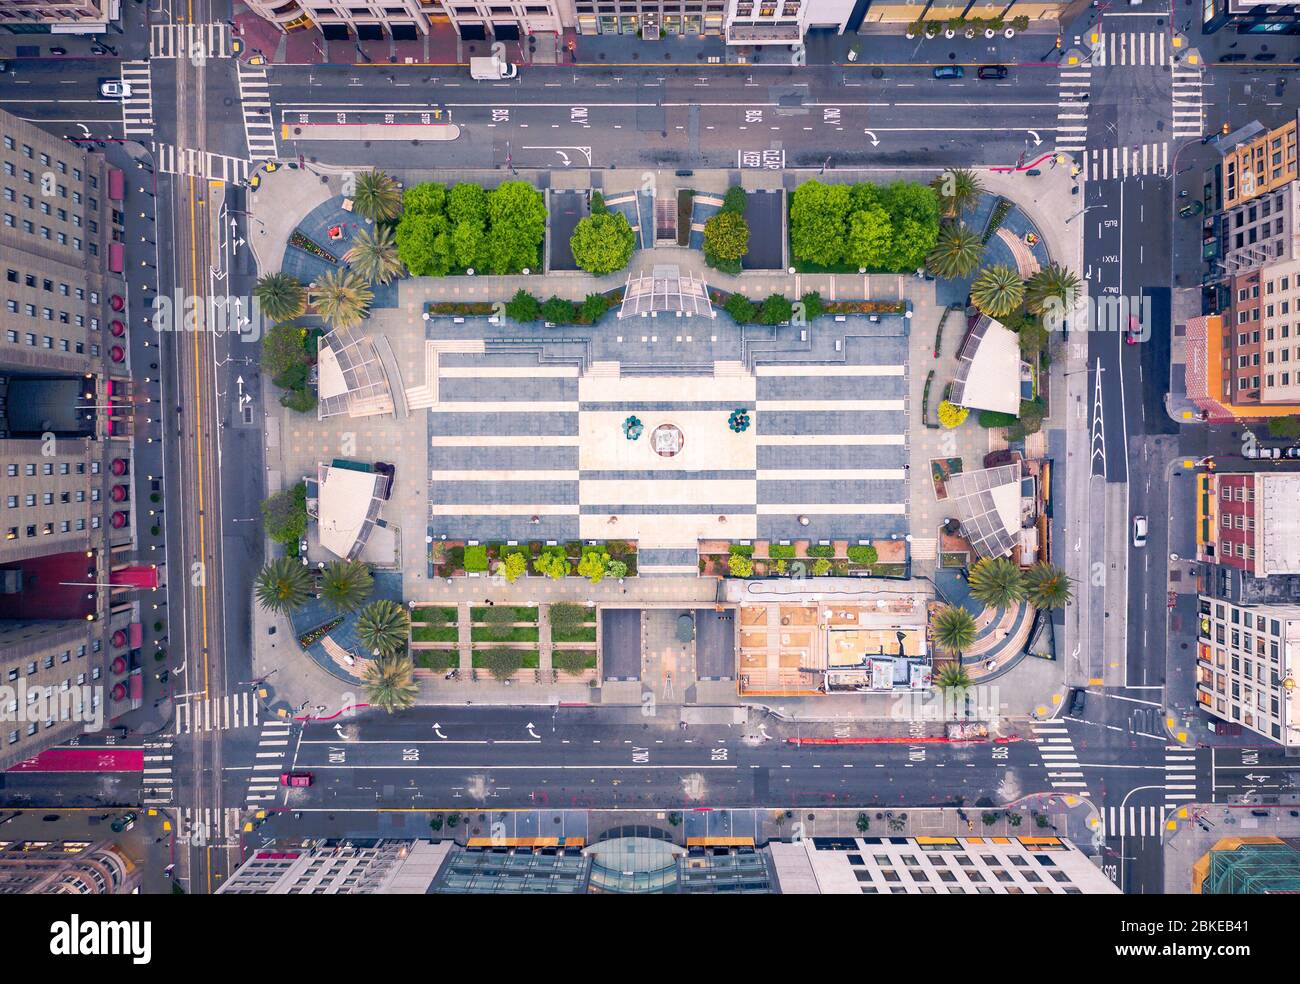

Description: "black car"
1220 53 1248 62
977 65 1008 80
1068 688 1087 716
1285 447 1300 459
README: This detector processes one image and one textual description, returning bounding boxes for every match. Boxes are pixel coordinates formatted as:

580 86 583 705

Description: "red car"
280 772 313 788
1125 315 1142 345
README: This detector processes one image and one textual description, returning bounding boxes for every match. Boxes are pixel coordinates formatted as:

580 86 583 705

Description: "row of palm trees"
252 170 405 332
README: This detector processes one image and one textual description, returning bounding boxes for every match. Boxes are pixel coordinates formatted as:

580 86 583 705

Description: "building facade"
1220 179 1299 280
1196 472 1300 577
0 838 139 893
1222 112 1299 212
1196 596 1300 746
1202 0 1300 37
0 0 115 34
0 108 141 771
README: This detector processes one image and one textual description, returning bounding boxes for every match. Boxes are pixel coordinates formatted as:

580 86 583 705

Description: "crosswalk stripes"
150 23 232 60
1172 66 1206 139
1091 32 1169 67
1164 745 1199 809
236 62 278 162
1102 806 1166 839
141 740 174 805
1054 69 1091 153
153 142 251 185
1032 721 1090 796
119 60 153 138
1085 142 1169 180
246 719 294 803
173 689 261 735
180 807 242 846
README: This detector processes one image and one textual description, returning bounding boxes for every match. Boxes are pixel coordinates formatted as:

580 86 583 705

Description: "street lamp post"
1065 203 1108 225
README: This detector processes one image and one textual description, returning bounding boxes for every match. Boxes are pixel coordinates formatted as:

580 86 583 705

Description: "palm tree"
319 559 374 614
1024 264 1081 316
968 556 1027 610
935 662 973 691
309 268 373 331
356 599 410 657
932 605 978 658
351 170 403 223
970 264 1025 319
254 556 313 615
253 272 307 324
363 655 418 714
932 167 984 219
343 225 404 285
1025 562 1073 610
926 222 984 279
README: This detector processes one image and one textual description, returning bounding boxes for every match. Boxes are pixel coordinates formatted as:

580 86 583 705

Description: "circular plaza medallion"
649 422 684 458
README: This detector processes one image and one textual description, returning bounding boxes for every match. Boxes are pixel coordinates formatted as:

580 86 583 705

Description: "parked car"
1132 515 1148 548
1068 688 1087 716
933 65 964 80
1284 447 1300 459
97 79 132 99
280 772 313 788
0 61 8 73
110 812 137 833
1211 720 1242 736
1220 52 1248 62
1244 444 1282 459
1125 314 1142 345
1179 201 1204 218
48 46 67 56
977 65 1008 80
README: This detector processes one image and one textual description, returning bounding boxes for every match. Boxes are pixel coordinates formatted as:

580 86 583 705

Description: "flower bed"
298 615 344 648
288 230 338 264
426 302 497 316
822 300 909 315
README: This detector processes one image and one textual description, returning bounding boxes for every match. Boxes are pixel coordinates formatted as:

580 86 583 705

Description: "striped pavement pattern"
237 61 278 161
246 719 294 804
119 60 153 138
141 740 173 806
1085 142 1169 180
1172 67 1206 139
150 23 232 60
1102 806 1166 840
1091 32 1169 67
153 142 251 184
174 689 261 735
1165 745 1199 809
1054 69 1091 153
1032 721 1090 796
180 807 242 847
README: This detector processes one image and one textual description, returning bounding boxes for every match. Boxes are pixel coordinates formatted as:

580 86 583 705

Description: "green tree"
395 216 449 277
578 550 611 584
1024 264 1081 316
280 387 317 414
541 296 576 325
570 211 635 275
580 292 611 324
931 167 984 219
968 556 1026 609
970 264 1025 320
536 551 570 580
261 323 311 380
880 181 941 270
352 170 404 222
847 544 878 566
932 605 977 657
479 604 520 642
1268 415 1300 440
485 181 546 273
702 209 749 272
845 205 893 270
1025 563 1073 610
549 603 588 631
447 182 488 226
812 557 832 576
759 294 793 325
356 599 411 657
319 559 374 614
253 272 307 323
310 268 373 330
926 222 984 279
343 224 404 285
553 650 592 676
722 185 747 214
449 219 485 271
790 180 851 267
936 661 973 691
502 551 528 583
254 556 314 615
799 291 823 322
589 191 606 214
260 482 307 545
363 655 418 714
729 553 753 578
403 182 448 217
724 292 756 324
607 559 628 579
506 289 541 323
481 647 524 681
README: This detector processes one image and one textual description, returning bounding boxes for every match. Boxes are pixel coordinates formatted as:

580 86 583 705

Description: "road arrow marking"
526 723 540 739
433 723 446 739
863 129 880 146
1028 129 1043 146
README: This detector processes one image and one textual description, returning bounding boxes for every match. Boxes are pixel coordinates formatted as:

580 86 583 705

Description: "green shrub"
280 387 317 413
807 544 835 558
541 295 577 325
722 186 747 214
590 191 606 214
847 545 879 566
812 558 832 576
759 293 793 325
728 553 754 578
464 545 489 572
505 288 541 323
799 291 823 322
724 292 756 324
978 409 1019 428
729 543 754 557
768 544 796 560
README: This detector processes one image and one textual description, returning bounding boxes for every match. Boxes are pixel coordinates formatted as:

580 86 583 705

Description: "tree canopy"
395 180 545 276
790 179 940 272
570 211 636 275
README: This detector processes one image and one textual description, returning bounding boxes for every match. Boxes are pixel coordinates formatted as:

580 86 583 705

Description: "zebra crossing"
1054 69 1091 154
1102 806 1167 840
1172 66 1206 139
246 719 294 803
236 62 278 161
174 689 261 736
1032 721 1089 795
1164 745 1200 809
1090 32 1169 67
141 740 174 806
153 142 251 185
119 60 153 138
150 23 232 60
179 807 242 847
1085 142 1169 180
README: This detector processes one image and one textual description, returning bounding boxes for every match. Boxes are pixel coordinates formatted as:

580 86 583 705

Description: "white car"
98 80 132 100
1132 515 1148 548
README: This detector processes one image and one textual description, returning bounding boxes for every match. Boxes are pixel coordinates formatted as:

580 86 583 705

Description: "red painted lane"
786 736 1021 746
6 746 143 773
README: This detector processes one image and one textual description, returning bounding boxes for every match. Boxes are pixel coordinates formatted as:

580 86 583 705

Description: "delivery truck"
470 56 517 80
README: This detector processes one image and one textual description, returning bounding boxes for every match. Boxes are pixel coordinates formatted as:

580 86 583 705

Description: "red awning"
108 167 124 201
109 242 124 273
111 565 158 590
128 622 143 648
129 669 143 706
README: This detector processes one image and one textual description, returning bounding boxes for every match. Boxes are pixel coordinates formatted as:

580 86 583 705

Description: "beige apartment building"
1197 597 1300 747
1221 178 1300 279
1223 111 1300 211
0 107 141 770
0 0 115 33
